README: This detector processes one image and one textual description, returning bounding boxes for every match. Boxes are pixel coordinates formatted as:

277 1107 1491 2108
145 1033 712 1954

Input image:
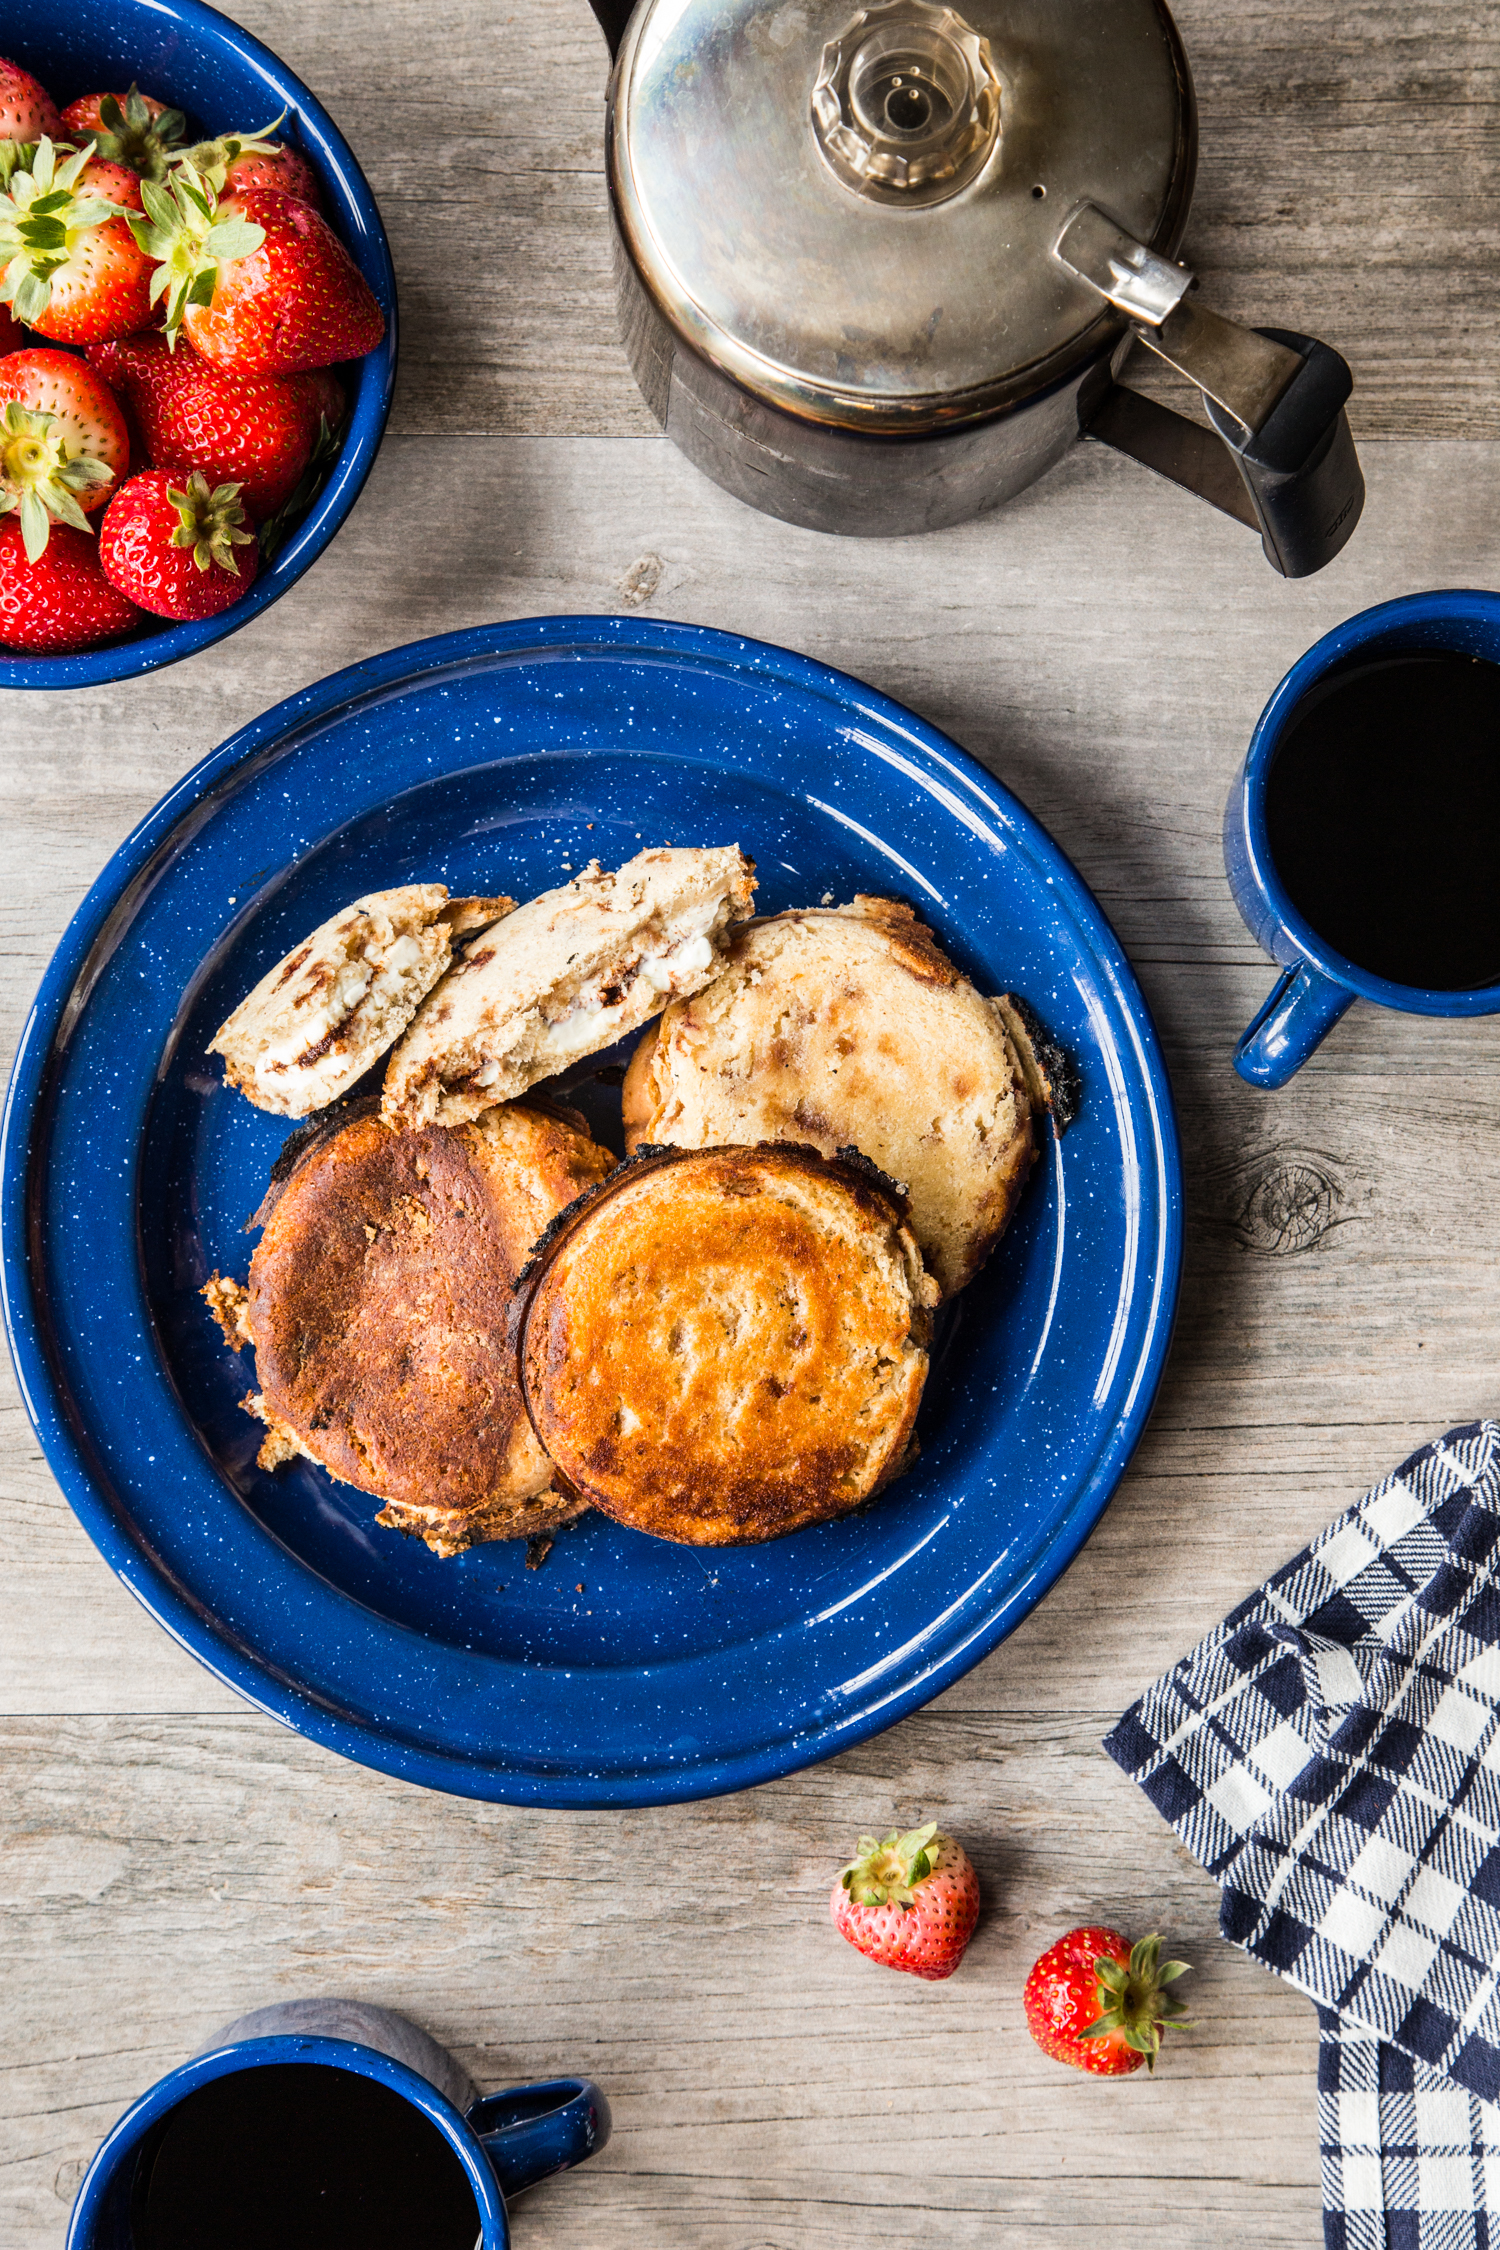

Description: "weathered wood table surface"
4 0 1498 2241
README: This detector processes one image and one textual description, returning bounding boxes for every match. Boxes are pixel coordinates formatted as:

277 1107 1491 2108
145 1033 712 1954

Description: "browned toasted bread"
516 1144 938 1546
621 896 1044 1296
238 1100 614 1555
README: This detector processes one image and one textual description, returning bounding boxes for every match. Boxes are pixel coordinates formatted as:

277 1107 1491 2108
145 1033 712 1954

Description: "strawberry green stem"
1078 1934 1192 2073
168 471 257 575
839 1821 940 1908
87 87 187 182
0 400 113 560
0 141 119 327
175 111 290 199
127 165 266 340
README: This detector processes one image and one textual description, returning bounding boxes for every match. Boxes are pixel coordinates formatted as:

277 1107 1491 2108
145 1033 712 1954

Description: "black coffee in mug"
132 2064 481 2250
1263 648 1500 990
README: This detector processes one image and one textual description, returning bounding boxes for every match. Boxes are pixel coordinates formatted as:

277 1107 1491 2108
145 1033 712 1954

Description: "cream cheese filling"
468 908 728 1089
255 930 432 1072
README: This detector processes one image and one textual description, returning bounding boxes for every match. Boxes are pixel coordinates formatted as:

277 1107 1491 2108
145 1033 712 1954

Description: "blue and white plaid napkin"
1104 1420 1500 2249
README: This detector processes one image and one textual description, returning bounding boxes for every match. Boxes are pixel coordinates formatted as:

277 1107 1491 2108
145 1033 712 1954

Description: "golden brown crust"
244 1102 614 1554
517 1144 937 1547
374 1485 587 1561
438 895 515 939
622 898 1041 1296
202 1272 253 1350
243 1390 309 1471
838 894 963 987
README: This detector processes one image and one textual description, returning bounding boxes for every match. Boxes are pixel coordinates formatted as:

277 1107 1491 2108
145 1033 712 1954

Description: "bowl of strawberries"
0 0 396 687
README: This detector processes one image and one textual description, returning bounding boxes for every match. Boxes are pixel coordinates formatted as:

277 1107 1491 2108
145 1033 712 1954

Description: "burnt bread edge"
996 993 1082 1136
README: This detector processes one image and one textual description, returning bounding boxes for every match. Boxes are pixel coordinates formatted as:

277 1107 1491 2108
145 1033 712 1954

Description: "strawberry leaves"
0 143 35 194
1077 1933 1193 2073
128 166 265 338
257 409 343 562
167 470 256 575
87 87 188 181
839 1820 940 1908
176 112 291 200
0 141 119 327
0 398 115 560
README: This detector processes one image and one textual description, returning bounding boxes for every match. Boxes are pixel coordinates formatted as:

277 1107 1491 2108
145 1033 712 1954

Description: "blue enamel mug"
1226 589 1500 1088
66 1999 610 2248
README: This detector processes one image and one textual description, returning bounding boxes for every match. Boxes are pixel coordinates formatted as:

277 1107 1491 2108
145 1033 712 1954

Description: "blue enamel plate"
2 618 1181 1805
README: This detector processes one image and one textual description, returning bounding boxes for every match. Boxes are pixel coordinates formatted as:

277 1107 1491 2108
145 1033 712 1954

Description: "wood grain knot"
1226 1148 1347 1256
618 552 663 609
54 2156 88 2204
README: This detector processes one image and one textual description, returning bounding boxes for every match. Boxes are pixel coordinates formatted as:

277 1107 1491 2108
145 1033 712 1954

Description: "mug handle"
1234 962 1355 1088
467 2078 612 2200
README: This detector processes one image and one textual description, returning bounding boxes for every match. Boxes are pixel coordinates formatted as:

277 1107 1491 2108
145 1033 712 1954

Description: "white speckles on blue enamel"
2 615 1182 1806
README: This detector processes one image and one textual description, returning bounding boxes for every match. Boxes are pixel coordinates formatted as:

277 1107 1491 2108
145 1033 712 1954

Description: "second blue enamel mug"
1226 589 1500 1088
67 1999 609 2249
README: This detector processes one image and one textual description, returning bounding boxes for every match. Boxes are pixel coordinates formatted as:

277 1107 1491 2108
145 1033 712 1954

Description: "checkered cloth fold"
1104 1420 1500 2250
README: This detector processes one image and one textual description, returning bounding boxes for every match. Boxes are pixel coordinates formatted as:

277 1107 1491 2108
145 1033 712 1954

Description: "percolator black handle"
1202 329 1364 578
1086 328 1364 579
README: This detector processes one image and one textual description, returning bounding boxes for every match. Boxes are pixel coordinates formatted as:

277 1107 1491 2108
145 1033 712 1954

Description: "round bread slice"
622 897 1041 1297
209 885 515 1119
240 1100 614 1556
516 1144 938 1547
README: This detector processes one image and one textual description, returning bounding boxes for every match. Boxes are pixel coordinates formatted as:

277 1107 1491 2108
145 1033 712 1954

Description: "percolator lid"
610 0 1195 431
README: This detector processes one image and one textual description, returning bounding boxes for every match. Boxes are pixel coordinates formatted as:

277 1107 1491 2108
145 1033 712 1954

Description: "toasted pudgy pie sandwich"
203 1098 614 1556
382 846 756 1129
622 897 1052 1297
209 885 515 1118
516 1144 938 1546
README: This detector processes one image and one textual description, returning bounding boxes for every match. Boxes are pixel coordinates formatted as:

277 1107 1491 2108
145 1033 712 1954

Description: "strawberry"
285 365 346 434
219 145 325 212
256 369 348 561
0 347 128 555
83 331 156 390
0 139 153 344
0 302 25 354
130 170 382 372
0 514 139 650
1023 1929 1191 2076
85 330 317 520
830 1821 980 1981
177 117 326 213
59 86 187 182
0 59 61 145
99 467 257 619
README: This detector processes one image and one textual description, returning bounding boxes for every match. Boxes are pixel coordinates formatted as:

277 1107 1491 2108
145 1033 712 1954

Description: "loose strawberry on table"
1023 1928 1191 2076
131 170 383 373
0 58 61 144
830 1821 981 1981
0 347 128 556
59 86 186 182
99 467 258 620
0 513 139 650
0 139 152 344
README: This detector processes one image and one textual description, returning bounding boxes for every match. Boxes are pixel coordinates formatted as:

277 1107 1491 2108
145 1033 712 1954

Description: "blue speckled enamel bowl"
1 617 1182 1804
0 0 397 690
